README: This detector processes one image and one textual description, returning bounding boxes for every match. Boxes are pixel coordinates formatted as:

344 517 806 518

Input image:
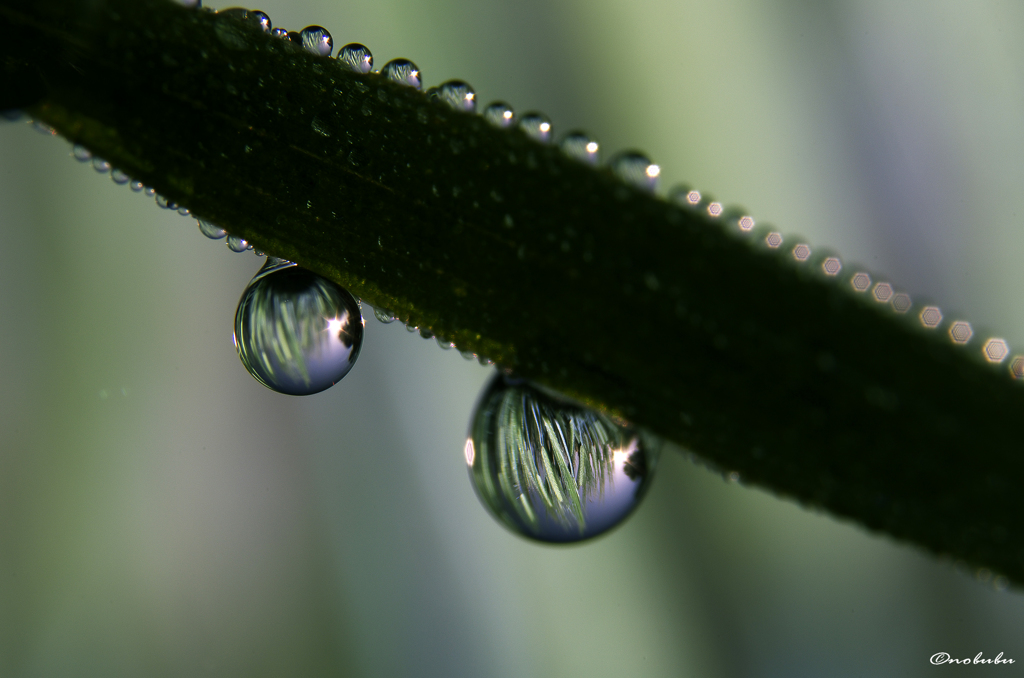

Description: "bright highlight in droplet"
585 141 599 154
503 110 513 120
983 338 1009 363
645 164 660 179
464 438 475 466
539 122 551 133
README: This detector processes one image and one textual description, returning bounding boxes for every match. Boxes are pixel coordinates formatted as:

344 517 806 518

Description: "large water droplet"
234 258 363 395
518 112 552 143
609 152 659 192
299 25 333 57
483 102 515 128
249 10 271 31
560 131 600 165
467 374 658 543
337 43 373 73
197 218 227 239
431 80 476 113
381 59 422 90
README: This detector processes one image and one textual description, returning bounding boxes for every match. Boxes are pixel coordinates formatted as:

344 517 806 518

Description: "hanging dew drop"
155 194 177 210
373 307 396 323
518 112 552 143
299 25 333 57
234 257 363 395
381 59 422 90
226 235 249 252
110 168 129 185
92 158 110 173
609 152 659 192
483 102 515 128
72 144 91 162
560 131 600 165
337 43 373 73
467 374 658 543
197 218 227 239
271 27 288 39
129 180 144 192
249 10 271 32
431 80 476 113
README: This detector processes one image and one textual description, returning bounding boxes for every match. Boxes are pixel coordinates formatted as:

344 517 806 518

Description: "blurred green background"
2 0 1024 675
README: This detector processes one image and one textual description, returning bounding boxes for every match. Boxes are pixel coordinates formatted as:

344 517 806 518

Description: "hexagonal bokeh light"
891 293 912 314
765 232 783 248
821 257 842 276
872 283 893 303
919 306 943 328
707 202 723 217
792 244 811 261
982 338 1009 363
738 215 755 231
850 272 871 292
1010 356 1024 379
948 320 973 345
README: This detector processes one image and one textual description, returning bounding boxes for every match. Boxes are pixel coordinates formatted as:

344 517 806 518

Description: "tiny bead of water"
560 132 600 165
72 144 92 162
197 219 227 239
431 80 476 113
226 235 249 252
92 158 111 173
110 168 130 184
609 152 659 193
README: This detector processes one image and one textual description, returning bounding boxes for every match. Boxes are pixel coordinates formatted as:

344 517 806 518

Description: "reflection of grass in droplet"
494 384 623 534
246 272 345 387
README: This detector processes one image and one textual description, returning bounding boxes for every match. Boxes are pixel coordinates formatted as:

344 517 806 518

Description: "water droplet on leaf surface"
467 374 658 543
373 307 396 323
518 112 552 142
72 144 91 162
299 25 333 57
610 152 659 192
337 43 373 73
560 132 600 165
483 102 515 128
234 258 363 395
431 80 476 112
381 59 422 90
197 218 227 239
226 235 249 252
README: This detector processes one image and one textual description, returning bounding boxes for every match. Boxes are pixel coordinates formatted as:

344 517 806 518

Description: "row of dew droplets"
669 179 1022 374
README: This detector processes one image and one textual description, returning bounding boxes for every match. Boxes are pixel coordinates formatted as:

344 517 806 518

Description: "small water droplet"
919 306 943 328
467 374 658 543
234 258 363 395
226 235 249 252
436 337 454 350
460 350 476 361
299 25 333 57
72 144 92 162
271 27 288 39
483 102 515 128
129 180 144 192
92 158 111 173
197 219 227 239
518 112 552 142
669 185 703 208
373 307 396 323
406 324 419 333
337 43 373 73
177 206 191 216
381 59 422 90
249 10 271 31
609 152 659 192
560 132 600 165
32 121 56 135
311 116 331 137
110 168 129 185
1 110 25 122
143 187 156 198
430 80 476 112
155 194 177 210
